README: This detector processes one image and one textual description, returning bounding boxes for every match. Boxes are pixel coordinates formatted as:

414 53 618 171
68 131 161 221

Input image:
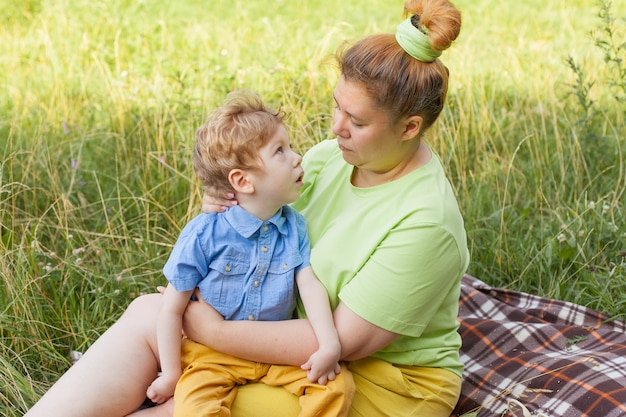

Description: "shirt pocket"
264 251 302 316
205 256 250 318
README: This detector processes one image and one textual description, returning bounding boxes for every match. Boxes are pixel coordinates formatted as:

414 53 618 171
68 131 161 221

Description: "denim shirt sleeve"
163 216 211 292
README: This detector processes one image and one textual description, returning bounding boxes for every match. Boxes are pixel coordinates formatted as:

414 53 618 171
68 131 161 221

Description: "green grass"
1 0 625 415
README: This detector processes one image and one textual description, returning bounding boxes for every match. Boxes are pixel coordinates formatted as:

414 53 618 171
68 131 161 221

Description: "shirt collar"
224 205 289 238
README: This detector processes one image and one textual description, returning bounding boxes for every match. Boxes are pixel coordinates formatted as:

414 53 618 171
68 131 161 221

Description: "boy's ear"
401 115 423 141
228 169 255 194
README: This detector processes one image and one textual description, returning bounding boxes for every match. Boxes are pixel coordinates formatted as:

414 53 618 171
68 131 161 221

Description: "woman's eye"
351 120 363 127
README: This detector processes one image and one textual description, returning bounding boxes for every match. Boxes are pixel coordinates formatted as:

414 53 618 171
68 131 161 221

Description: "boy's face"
249 124 304 206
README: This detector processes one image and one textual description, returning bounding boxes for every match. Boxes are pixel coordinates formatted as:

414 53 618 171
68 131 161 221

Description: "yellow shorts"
174 338 354 417
230 356 461 417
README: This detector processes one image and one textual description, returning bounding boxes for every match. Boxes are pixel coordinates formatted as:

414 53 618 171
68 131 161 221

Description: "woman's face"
332 76 409 174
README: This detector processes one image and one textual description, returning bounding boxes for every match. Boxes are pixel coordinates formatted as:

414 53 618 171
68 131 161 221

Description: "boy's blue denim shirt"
163 205 311 321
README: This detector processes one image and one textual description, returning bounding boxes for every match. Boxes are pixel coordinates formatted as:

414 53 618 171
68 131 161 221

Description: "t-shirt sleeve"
338 222 465 337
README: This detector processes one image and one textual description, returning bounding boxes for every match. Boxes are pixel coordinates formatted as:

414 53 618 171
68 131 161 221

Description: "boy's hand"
146 374 178 405
300 345 342 385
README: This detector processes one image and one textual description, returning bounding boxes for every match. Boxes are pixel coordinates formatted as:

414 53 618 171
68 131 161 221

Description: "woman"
24 0 467 415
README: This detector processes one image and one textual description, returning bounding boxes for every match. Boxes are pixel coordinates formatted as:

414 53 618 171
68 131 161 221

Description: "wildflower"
557 233 567 243
115 275 123 283
63 121 70 135
72 247 86 256
602 204 610 214
70 351 83 364
587 201 596 209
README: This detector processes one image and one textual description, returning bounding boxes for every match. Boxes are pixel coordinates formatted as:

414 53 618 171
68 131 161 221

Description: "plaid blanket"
452 275 626 417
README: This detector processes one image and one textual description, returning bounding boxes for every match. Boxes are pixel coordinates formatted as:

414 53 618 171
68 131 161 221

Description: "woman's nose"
332 111 348 138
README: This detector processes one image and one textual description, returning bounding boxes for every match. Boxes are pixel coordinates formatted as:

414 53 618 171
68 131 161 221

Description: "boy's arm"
295 266 342 385
146 283 194 403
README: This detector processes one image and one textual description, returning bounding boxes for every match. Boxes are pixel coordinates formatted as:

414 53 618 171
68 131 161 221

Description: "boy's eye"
276 146 284 154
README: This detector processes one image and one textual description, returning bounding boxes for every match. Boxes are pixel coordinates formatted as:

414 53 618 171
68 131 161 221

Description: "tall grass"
1 0 624 415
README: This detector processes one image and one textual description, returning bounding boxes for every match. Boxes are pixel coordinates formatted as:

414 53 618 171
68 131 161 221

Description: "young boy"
146 90 353 417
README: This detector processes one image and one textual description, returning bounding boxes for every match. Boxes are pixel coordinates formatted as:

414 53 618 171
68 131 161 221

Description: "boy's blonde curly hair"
193 90 284 195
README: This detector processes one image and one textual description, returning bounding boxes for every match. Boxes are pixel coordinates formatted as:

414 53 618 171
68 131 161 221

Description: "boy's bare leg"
24 294 165 417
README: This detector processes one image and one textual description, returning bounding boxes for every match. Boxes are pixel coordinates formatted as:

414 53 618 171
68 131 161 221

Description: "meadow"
1 0 624 415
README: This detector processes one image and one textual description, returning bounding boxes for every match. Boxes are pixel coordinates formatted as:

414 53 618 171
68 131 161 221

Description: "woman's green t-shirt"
292 139 469 377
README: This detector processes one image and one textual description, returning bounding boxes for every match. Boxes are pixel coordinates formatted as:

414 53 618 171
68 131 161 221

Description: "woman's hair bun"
403 0 461 52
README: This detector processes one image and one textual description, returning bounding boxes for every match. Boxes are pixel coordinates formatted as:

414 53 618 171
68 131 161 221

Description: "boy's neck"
236 195 283 222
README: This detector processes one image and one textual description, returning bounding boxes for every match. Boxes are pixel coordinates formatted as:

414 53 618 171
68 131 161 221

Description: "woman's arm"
182 295 398 365
332 302 398 361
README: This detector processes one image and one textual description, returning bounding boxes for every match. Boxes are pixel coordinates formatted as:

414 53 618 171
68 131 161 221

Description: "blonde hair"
337 0 461 130
193 90 284 194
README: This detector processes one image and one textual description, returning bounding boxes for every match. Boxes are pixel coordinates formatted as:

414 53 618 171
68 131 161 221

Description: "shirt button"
248 315 255 321
262 246 268 253
263 225 269 232
283 263 288 270
224 264 231 272
253 281 260 287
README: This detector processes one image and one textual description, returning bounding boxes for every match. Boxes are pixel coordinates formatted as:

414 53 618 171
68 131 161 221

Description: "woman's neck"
351 142 431 188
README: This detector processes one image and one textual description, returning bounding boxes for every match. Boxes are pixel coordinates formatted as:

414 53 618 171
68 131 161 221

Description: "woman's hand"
159 286 225 341
202 190 238 213
181 291 225 344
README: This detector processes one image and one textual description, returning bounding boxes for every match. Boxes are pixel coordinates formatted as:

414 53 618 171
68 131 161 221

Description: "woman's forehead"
334 77 388 122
